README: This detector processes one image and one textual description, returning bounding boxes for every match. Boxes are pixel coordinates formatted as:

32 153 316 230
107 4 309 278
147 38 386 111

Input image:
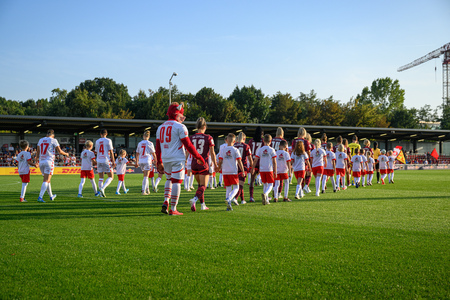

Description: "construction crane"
398 42 450 106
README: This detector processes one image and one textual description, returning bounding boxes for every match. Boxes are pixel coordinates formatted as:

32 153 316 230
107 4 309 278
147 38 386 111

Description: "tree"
47 88 69 116
228 85 271 123
0 97 25 115
296 90 322 125
267 92 300 124
319 96 345 126
417 104 439 123
357 77 405 116
342 98 390 128
389 106 419 128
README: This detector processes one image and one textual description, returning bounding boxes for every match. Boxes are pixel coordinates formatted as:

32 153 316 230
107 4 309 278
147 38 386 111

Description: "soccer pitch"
1 170 449 299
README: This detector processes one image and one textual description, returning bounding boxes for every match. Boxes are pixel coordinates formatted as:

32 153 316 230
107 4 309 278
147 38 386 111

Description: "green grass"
1 171 449 299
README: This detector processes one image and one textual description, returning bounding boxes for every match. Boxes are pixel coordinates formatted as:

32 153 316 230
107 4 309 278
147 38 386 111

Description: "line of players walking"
15 102 397 214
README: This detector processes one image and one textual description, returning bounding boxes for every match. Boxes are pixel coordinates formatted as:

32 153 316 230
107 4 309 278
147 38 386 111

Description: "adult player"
95 129 116 197
136 130 156 195
36 129 69 202
271 127 287 197
189 117 217 211
155 102 205 216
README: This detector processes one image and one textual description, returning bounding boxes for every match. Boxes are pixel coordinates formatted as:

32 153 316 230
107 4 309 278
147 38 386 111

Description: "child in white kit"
115 149 131 195
252 134 277 205
16 140 38 202
78 140 98 198
273 140 292 202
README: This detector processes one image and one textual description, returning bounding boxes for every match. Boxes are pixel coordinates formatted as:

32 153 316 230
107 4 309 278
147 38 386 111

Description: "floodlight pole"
169 72 178 105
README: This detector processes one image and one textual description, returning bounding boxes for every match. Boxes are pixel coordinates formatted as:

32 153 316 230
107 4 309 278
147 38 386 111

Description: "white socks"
283 179 289 198
315 176 322 195
273 180 280 199
226 185 239 201
102 177 113 190
142 177 149 193
98 178 104 190
79 178 86 194
170 183 181 211
263 183 273 196
164 180 172 202
21 183 28 198
39 182 49 198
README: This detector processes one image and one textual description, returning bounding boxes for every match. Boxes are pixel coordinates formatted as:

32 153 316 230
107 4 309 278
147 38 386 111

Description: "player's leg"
283 178 290 201
273 180 280 202
79 177 86 196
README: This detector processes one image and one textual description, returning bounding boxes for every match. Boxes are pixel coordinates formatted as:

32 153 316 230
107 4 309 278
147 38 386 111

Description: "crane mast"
398 42 450 106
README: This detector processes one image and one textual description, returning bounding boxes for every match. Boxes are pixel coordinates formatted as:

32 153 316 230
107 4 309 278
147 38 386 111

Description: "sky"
1 0 449 111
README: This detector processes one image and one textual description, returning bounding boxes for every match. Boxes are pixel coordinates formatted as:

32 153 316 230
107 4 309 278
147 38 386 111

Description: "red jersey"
234 142 252 171
190 133 214 170
248 139 263 168
291 138 312 152
363 146 373 155
271 137 287 151
321 143 327 151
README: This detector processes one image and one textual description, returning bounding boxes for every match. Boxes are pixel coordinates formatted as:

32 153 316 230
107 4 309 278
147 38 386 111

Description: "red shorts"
323 169 334 177
192 165 209 175
367 171 374 175
260 171 275 184
294 170 306 180
352 171 361 177
20 173 30 183
388 169 394 174
380 169 388 174
312 166 324 176
276 173 289 181
223 174 239 186
148 170 154 178
80 170 95 179
336 168 345 176
117 174 125 181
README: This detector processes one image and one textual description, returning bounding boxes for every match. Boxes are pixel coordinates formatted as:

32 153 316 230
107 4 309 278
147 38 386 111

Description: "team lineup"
16 102 398 214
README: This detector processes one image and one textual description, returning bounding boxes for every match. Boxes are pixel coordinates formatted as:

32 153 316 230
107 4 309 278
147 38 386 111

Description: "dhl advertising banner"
0 167 143 176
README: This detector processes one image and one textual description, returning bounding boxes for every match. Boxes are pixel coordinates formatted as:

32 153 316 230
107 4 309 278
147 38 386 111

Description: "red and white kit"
17 151 32 183
378 155 389 174
37 136 59 175
310 147 326 176
275 149 291 180
80 149 96 179
335 151 348 177
324 150 336 177
115 157 128 181
137 140 155 171
255 145 277 183
351 155 363 177
95 137 114 173
218 145 242 186
291 153 309 179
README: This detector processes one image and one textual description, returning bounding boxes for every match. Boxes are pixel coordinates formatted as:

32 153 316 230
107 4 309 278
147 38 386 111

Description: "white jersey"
276 149 291 174
351 155 363 172
361 155 368 171
80 149 96 171
137 140 155 164
255 145 277 172
310 148 327 168
378 155 388 170
16 151 32 175
367 157 375 172
291 153 309 171
388 156 395 169
115 157 128 175
156 120 189 163
218 145 241 175
95 137 114 163
324 150 336 170
335 151 348 169
37 137 60 162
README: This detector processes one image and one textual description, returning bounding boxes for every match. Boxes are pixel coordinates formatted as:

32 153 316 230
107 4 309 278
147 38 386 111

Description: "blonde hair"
338 144 344 152
85 140 93 148
143 130 150 139
237 132 246 143
306 133 312 143
263 134 272 144
314 139 321 148
387 150 393 156
364 139 370 147
276 127 284 138
119 149 127 156
196 117 206 130
19 140 29 150
227 133 236 142
297 127 307 138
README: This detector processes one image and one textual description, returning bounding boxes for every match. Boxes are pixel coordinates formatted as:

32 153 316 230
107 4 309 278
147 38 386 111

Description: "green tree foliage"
228 85 271 123
389 106 419 128
267 92 300 124
297 90 323 125
357 77 405 116
0 97 25 115
440 105 450 130
342 98 390 128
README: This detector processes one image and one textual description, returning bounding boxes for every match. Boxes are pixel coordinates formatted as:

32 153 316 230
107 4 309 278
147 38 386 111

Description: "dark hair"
374 141 378 148
336 135 342 144
47 129 54 136
280 140 287 148
254 126 264 143
100 129 108 135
